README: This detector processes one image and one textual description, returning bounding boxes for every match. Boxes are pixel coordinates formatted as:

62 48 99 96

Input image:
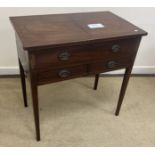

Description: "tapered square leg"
18 59 28 107
93 74 99 90
115 67 132 116
30 79 40 141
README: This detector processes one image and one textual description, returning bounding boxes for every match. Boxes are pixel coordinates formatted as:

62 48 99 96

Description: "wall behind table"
0 7 154 75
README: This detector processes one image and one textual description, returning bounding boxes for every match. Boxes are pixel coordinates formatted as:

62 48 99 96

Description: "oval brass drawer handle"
58 69 71 78
107 61 118 69
58 51 71 61
112 44 121 53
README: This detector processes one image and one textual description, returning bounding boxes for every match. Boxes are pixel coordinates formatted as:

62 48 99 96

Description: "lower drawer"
37 64 88 85
89 57 132 74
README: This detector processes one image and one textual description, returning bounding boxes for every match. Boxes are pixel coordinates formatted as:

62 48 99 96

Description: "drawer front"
37 65 88 85
89 57 132 74
31 38 139 70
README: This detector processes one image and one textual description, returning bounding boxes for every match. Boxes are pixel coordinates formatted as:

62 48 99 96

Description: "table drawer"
37 64 88 85
31 38 139 70
89 57 132 74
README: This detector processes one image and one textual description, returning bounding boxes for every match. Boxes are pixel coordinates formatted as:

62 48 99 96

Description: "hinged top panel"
10 11 147 50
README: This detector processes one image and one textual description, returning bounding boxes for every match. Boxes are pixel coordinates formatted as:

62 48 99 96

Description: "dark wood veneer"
37 64 88 85
31 38 139 70
10 11 147 141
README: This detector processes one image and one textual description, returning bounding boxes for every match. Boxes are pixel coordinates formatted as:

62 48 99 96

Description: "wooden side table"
10 11 147 141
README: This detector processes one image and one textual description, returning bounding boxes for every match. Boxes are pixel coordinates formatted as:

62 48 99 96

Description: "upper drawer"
30 38 140 70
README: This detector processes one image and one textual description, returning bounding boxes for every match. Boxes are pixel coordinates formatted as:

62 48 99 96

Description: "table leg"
30 80 40 141
93 74 99 90
115 67 132 116
18 59 28 107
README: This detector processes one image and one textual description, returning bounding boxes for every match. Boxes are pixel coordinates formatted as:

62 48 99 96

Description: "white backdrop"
0 7 154 74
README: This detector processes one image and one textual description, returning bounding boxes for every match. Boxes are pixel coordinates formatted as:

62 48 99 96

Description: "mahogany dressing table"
10 11 147 141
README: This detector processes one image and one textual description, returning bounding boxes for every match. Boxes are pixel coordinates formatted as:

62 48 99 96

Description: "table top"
10 11 147 50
